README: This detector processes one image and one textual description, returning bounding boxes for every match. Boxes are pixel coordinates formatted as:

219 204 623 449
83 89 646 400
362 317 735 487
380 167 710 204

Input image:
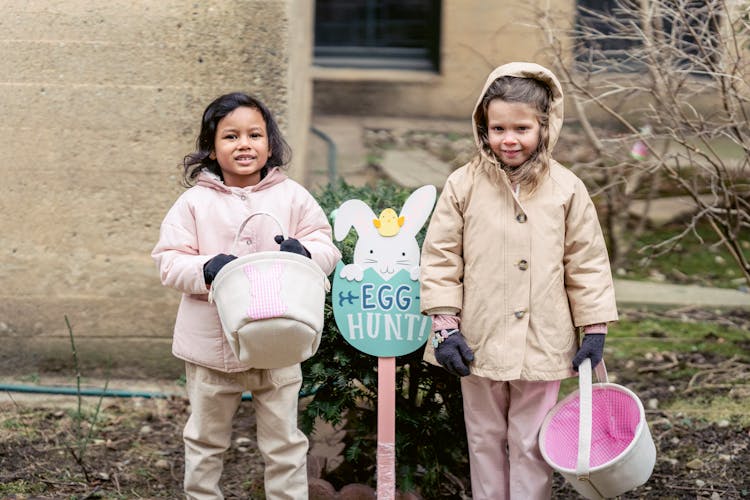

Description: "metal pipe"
310 126 338 184
0 383 319 401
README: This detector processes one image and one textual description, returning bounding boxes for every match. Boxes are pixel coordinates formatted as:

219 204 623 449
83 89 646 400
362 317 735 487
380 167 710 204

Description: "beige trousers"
461 375 561 500
183 362 308 500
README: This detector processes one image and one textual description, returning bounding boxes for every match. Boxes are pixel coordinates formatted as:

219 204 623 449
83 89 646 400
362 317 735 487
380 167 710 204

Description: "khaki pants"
461 375 561 500
183 362 308 500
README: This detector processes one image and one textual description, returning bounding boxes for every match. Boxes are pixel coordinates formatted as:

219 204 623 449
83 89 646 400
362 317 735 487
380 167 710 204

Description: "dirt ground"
1 308 749 499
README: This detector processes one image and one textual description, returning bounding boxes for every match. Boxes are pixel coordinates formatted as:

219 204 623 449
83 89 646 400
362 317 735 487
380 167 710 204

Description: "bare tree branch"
535 0 750 284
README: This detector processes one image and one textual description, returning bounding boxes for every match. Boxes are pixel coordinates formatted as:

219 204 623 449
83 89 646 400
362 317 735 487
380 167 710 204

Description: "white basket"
539 359 656 499
208 211 330 369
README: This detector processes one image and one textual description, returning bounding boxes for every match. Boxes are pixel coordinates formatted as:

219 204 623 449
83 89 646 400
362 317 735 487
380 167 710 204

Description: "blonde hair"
475 76 551 192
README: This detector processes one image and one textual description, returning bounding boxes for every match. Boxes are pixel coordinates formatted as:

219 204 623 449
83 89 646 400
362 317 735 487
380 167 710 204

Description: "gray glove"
572 333 605 371
434 330 474 377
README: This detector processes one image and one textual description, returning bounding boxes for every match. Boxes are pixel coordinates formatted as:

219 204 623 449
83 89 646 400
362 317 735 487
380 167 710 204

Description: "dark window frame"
574 0 723 74
314 0 441 72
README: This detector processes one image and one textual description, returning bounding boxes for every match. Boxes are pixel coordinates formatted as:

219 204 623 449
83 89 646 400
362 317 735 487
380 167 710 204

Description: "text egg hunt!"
333 265 432 357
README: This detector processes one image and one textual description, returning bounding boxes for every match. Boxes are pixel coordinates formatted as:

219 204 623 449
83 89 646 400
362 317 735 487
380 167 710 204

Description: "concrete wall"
312 0 575 119
0 0 311 378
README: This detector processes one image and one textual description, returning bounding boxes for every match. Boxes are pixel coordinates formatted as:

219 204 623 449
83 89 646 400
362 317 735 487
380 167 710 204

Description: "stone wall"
0 0 311 378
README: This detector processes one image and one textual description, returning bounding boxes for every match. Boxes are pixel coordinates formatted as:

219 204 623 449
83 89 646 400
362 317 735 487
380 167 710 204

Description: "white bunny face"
353 231 420 280
334 185 437 282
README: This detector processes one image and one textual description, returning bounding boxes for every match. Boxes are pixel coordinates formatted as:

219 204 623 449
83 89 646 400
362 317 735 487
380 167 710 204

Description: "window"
574 0 722 74
314 0 440 71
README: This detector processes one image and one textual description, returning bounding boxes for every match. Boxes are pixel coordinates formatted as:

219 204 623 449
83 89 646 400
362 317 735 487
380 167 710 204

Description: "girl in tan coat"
419 62 619 499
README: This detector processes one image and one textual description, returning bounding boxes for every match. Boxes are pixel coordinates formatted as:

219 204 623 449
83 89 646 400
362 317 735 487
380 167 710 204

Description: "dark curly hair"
181 92 292 187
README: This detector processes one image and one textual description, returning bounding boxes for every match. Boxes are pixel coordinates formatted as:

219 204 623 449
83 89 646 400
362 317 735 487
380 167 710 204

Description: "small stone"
155 459 169 469
339 483 376 499
649 270 666 282
718 454 732 462
711 493 721 500
97 471 110 480
647 398 659 410
686 458 704 470
235 437 253 446
717 419 730 428
308 477 337 500
139 425 152 435
670 437 680 445
695 479 705 487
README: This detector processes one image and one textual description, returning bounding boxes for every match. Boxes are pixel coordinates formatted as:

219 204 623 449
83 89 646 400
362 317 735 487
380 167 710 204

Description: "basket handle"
576 358 609 481
231 211 288 255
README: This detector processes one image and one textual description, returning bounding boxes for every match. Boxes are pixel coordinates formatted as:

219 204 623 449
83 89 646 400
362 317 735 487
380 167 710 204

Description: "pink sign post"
331 185 437 498
377 356 397 498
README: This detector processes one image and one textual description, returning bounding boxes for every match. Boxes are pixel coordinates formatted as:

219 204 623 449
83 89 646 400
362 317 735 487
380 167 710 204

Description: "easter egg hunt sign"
332 263 432 357
331 185 436 500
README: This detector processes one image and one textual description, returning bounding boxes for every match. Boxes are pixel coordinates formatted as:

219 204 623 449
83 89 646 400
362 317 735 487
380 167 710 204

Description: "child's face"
486 99 541 168
211 106 270 187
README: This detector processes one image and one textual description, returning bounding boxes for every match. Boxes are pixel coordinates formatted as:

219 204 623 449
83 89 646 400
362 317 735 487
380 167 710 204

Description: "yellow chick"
373 208 405 237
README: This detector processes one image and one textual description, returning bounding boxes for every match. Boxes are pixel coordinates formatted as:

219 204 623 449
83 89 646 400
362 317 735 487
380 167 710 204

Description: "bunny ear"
399 184 437 236
334 199 377 241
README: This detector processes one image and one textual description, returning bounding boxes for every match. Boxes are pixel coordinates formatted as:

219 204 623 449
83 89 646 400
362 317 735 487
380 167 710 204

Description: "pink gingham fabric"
243 262 287 320
431 314 460 331
543 387 641 469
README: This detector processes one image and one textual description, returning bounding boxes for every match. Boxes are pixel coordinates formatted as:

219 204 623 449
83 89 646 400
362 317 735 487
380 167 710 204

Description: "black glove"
203 253 237 285
572 333 605 371
434 330 474 377
274 235 311 258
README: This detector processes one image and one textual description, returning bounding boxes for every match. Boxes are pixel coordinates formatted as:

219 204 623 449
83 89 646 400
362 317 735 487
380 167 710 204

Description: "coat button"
516 213 527 223
514 309 526 319
240 194 247 201
518 259 528 271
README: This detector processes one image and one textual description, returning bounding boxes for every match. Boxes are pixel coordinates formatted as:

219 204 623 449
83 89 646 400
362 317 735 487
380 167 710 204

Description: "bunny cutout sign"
332 184 437 357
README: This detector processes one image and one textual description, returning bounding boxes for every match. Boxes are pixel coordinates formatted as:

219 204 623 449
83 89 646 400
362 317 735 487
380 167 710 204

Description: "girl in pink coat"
420 63 619 499
152 92 340 499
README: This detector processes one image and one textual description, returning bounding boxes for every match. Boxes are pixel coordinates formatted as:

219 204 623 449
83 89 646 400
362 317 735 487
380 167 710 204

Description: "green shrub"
302 180 470 497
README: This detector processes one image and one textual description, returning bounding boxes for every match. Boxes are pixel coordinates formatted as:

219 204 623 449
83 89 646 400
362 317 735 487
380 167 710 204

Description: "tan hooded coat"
420 62 618 381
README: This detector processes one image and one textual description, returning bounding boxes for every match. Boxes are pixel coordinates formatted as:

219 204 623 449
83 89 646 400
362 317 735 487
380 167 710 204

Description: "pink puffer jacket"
152 168 341 372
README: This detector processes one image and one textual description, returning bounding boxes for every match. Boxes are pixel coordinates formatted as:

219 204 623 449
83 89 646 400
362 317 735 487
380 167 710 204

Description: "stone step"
379 148 453 189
